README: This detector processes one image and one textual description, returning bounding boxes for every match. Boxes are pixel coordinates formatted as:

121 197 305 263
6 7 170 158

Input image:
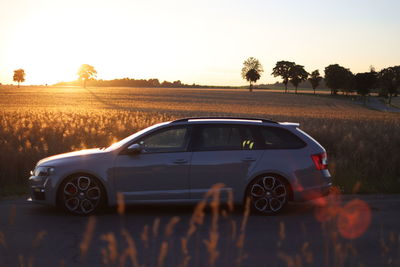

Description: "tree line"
242 58 400 104
59 64 202 88
7 61 400 104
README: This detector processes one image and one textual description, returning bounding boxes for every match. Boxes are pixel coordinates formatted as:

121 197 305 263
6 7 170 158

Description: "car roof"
171 117 278 125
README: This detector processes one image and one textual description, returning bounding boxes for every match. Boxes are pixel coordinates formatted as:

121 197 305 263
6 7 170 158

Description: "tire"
247 175 288 215
58 174 105 215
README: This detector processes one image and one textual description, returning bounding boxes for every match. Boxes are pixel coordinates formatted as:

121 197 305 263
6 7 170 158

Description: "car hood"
37 148 107 166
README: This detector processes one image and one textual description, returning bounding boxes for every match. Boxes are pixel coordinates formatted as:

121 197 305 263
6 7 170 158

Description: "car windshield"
105 122 170 151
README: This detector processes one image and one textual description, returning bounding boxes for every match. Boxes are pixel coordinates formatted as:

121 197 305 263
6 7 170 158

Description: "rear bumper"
293 182 332 202
292 169 332 201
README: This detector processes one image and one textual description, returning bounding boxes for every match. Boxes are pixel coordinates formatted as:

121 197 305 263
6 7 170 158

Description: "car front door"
189 124 263 201
113 125 192 201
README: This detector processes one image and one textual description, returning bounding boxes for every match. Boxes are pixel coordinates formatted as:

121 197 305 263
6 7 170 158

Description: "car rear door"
188 124 263 201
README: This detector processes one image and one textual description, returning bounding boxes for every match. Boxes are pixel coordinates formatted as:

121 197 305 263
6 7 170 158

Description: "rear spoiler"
279 122 300 129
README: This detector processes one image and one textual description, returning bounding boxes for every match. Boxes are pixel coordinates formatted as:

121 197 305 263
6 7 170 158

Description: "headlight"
32 166 55 177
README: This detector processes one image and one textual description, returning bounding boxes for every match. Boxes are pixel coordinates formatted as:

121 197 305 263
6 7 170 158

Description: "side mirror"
127 143 142 154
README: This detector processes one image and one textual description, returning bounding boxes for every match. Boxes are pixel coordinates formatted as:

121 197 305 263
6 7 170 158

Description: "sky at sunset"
0 0 399 86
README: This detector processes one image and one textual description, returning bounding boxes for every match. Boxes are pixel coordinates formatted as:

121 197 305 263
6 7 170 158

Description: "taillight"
311 153 328 170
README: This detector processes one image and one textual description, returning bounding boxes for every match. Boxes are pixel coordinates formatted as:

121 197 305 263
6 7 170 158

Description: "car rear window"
193 125 257 151
258 126 306 149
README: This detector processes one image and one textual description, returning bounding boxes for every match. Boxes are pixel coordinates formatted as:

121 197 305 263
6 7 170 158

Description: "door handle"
242 157 256 162
173 159 188 164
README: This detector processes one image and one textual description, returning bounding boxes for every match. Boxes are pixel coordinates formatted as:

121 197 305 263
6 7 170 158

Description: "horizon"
0 0 399 86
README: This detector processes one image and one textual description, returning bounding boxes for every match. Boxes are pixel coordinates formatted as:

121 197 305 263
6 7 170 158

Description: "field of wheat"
0 85 399 194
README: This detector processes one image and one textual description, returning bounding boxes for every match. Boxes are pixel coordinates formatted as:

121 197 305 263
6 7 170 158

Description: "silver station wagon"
29 117 332 215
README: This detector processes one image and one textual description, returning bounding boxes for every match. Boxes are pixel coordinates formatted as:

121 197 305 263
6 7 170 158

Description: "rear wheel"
248 175 288 214
59 175 104 215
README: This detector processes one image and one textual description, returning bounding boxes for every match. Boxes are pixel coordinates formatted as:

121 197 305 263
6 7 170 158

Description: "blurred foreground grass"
0 186 399 266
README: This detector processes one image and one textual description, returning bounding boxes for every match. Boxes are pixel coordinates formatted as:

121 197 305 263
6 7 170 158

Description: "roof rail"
171 117 277 124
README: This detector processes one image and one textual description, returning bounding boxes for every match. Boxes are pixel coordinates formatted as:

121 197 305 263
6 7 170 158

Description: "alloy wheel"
249 176 287 214
62 176 102 215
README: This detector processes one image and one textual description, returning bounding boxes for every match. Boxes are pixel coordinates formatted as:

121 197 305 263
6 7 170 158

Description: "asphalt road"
0 195 399 267
363 97 400 113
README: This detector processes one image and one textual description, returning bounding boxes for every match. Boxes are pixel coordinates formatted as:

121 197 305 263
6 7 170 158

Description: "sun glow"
1 5 200 85
0 0 399 85
4 11 94 84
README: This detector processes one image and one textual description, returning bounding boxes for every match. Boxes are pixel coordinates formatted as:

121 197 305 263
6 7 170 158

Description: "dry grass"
0 86 399 193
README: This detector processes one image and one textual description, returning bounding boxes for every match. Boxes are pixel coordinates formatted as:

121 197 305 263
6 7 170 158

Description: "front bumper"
31 187 46 201
28 175 52 204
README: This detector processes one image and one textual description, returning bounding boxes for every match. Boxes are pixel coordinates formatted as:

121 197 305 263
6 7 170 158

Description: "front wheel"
58 175 105 215
247 175 288 214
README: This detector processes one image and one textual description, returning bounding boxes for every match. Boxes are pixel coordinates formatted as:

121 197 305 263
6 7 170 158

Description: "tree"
378 66 400 104
77 64 97 88
13 69 25 88
395 66 400 97
324 64 353 95
339 71 355 96
173 80 182 87
308 70 322 94
272 61 295 93
241 57 263 92
289 65 309 94
148 79 160 87
354 71 377 103
245 69 261 91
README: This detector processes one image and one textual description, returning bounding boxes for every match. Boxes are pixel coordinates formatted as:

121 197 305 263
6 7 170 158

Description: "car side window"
139 127 189 153
258 126 306 149
193 125 257 151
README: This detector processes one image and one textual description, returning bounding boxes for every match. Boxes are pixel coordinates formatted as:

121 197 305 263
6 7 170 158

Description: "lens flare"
315 203 341 222
313 186 342 222
337 199 372 239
